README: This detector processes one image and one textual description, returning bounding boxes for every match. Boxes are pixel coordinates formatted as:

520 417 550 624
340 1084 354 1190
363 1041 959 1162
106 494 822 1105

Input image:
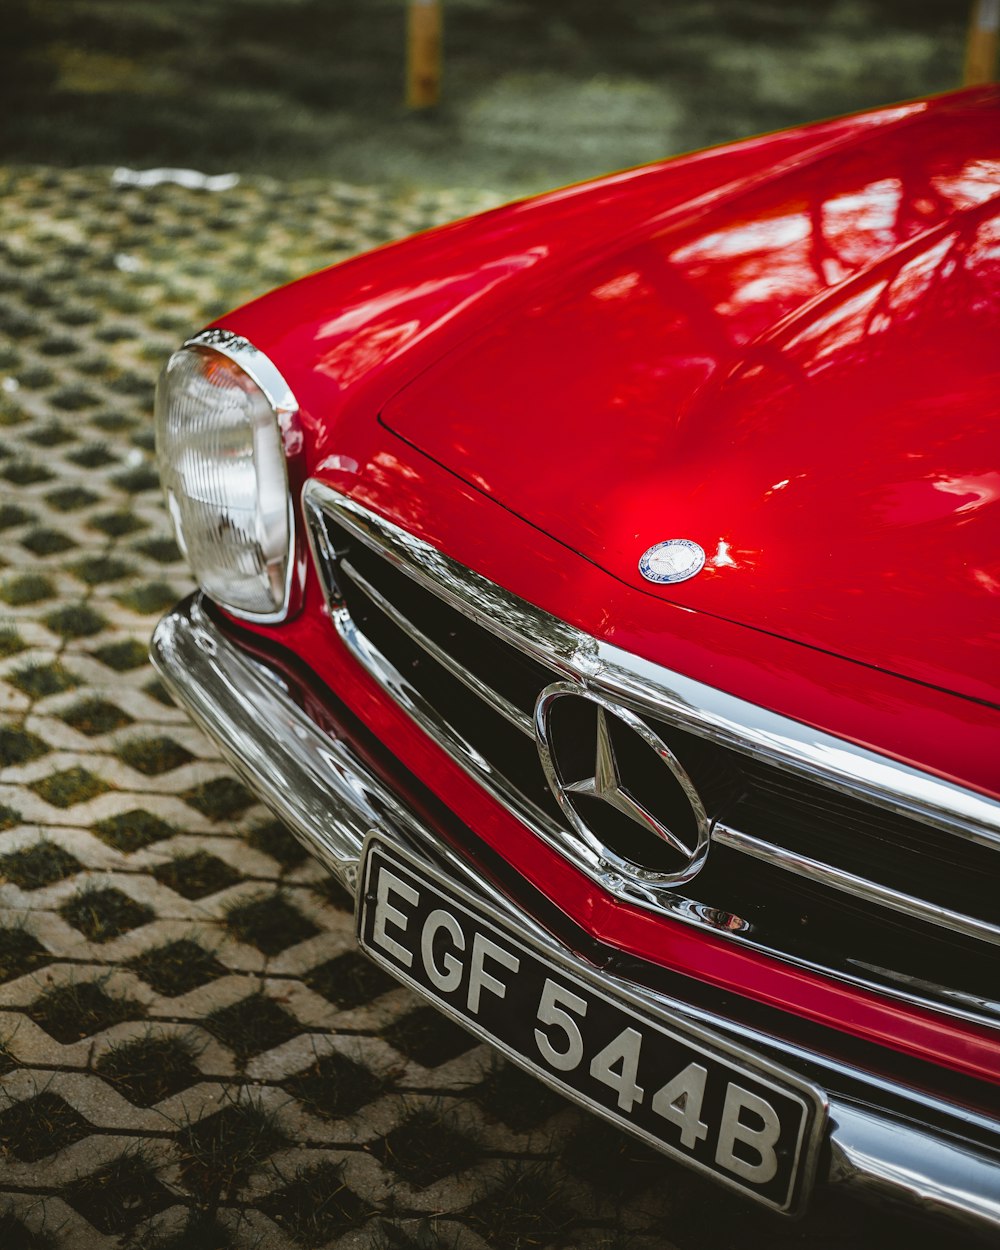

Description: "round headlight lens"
155 338 296 618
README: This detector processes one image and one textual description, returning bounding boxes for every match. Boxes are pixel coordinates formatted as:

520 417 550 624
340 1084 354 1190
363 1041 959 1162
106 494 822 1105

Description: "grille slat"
305 486 1000 1023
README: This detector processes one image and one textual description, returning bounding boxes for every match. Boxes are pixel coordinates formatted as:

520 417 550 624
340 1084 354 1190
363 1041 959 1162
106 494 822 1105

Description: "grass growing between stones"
223 893 318 955
177 1098 288 1202
30 766 111 808
467 1162 575 1250
92 637 149 671
128 939 227 997
284 1050 388 1121
182 777 253 821
0 1091 92 1162
91 808 175 852
0 727 50 767
204 993 300 1065
117 735 193 775
259 1161 376 1246
304 950 396 1010
154 852 241 900
8 661 80 698
0 925 49 983
28 979 145 1042
64 1151 171 1236
44 602 108 638
60 697 133 736
96 1033 201 1107
60 885 154 942
0 839 80 889
383 1006 478 1069
375 1105 482 1189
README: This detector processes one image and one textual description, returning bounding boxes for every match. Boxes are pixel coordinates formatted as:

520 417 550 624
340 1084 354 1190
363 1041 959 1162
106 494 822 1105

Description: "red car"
151 88 1000 1232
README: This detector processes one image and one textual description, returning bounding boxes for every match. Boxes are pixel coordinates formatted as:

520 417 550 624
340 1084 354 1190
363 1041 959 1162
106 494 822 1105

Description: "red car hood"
382 97 1000 708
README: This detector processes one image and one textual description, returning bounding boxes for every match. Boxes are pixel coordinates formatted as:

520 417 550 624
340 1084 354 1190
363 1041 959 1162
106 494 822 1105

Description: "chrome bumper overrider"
151 596 1000 1236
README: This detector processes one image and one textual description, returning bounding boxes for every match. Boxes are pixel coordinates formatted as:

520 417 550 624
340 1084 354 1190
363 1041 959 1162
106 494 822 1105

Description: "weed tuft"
0 1091 92 1162
183 776 254 820
0 504 34 531
128 939 226 997
60 885 153 943
70 555 136 585
562 1116 666 1198
143 677 175 707
29 979 144 1042
155 852 241 900
0 727 50 767
285 1050 387 1121
97 1033 201 1107
134 537 182 564
44 485 98 512
310 873 354 911
9 660 80 698
114 465 160 493
467 1162 575 1250
92 638 148 671
0 839 80 889
60 698 133 736
0 625 26 658
177 1098 287 1200
44 602 108 638
224 893 318 955
65 1150 171 1235
30 765 111 808
89 510 148 538
375 1106 482 1189
383 1006 478 1069
0 573 56 606
20 528 76 556
474 1058 566 1133
0 804 20 832
66 443 116 469
259 1161 376 1245
304 950 396 1010
92 808 175 852
1 461 53 487
244 817 306 868
115 581 178 614
205 992 301 1064
0 926 48 983
117 735 193 775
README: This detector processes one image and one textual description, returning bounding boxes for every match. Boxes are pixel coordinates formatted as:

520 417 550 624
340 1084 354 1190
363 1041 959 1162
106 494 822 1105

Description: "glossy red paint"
217 90 1000 1076
381 100 1000 708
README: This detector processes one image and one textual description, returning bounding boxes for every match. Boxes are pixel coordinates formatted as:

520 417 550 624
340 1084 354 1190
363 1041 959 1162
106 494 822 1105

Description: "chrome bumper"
151 595 1000 1237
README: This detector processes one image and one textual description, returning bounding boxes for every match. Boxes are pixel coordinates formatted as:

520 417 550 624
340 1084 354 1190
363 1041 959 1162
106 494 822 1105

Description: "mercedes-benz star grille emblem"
535 684 711 887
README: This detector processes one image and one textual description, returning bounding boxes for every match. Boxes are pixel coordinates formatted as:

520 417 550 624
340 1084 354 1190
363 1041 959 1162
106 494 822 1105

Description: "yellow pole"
964 0 999 85
407 0 442 109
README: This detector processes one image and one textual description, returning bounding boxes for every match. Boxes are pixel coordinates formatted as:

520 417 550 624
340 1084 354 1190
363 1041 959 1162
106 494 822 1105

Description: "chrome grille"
304 481 1000 1026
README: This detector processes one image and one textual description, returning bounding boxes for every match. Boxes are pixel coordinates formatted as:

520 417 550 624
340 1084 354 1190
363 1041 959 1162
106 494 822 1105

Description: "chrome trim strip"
150 595 1000 1239
713 824 1000 948
175 329 303 625
338 557 535 737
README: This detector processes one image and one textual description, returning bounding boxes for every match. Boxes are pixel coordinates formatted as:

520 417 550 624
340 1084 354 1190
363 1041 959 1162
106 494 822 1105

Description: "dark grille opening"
335 552 563 827
337 527 553 719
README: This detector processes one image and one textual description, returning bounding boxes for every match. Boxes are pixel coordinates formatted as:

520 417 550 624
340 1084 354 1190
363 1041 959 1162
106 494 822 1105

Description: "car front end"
150 88 1000 1234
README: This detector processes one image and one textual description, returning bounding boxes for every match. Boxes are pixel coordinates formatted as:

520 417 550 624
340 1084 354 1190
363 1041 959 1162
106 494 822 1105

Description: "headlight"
154 329 301 621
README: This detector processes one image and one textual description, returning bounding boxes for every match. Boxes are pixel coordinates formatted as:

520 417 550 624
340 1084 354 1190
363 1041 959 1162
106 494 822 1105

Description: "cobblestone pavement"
0 168 960 1250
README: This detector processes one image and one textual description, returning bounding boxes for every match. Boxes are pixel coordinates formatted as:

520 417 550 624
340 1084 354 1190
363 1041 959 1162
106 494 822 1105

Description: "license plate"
357 836 825 1214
